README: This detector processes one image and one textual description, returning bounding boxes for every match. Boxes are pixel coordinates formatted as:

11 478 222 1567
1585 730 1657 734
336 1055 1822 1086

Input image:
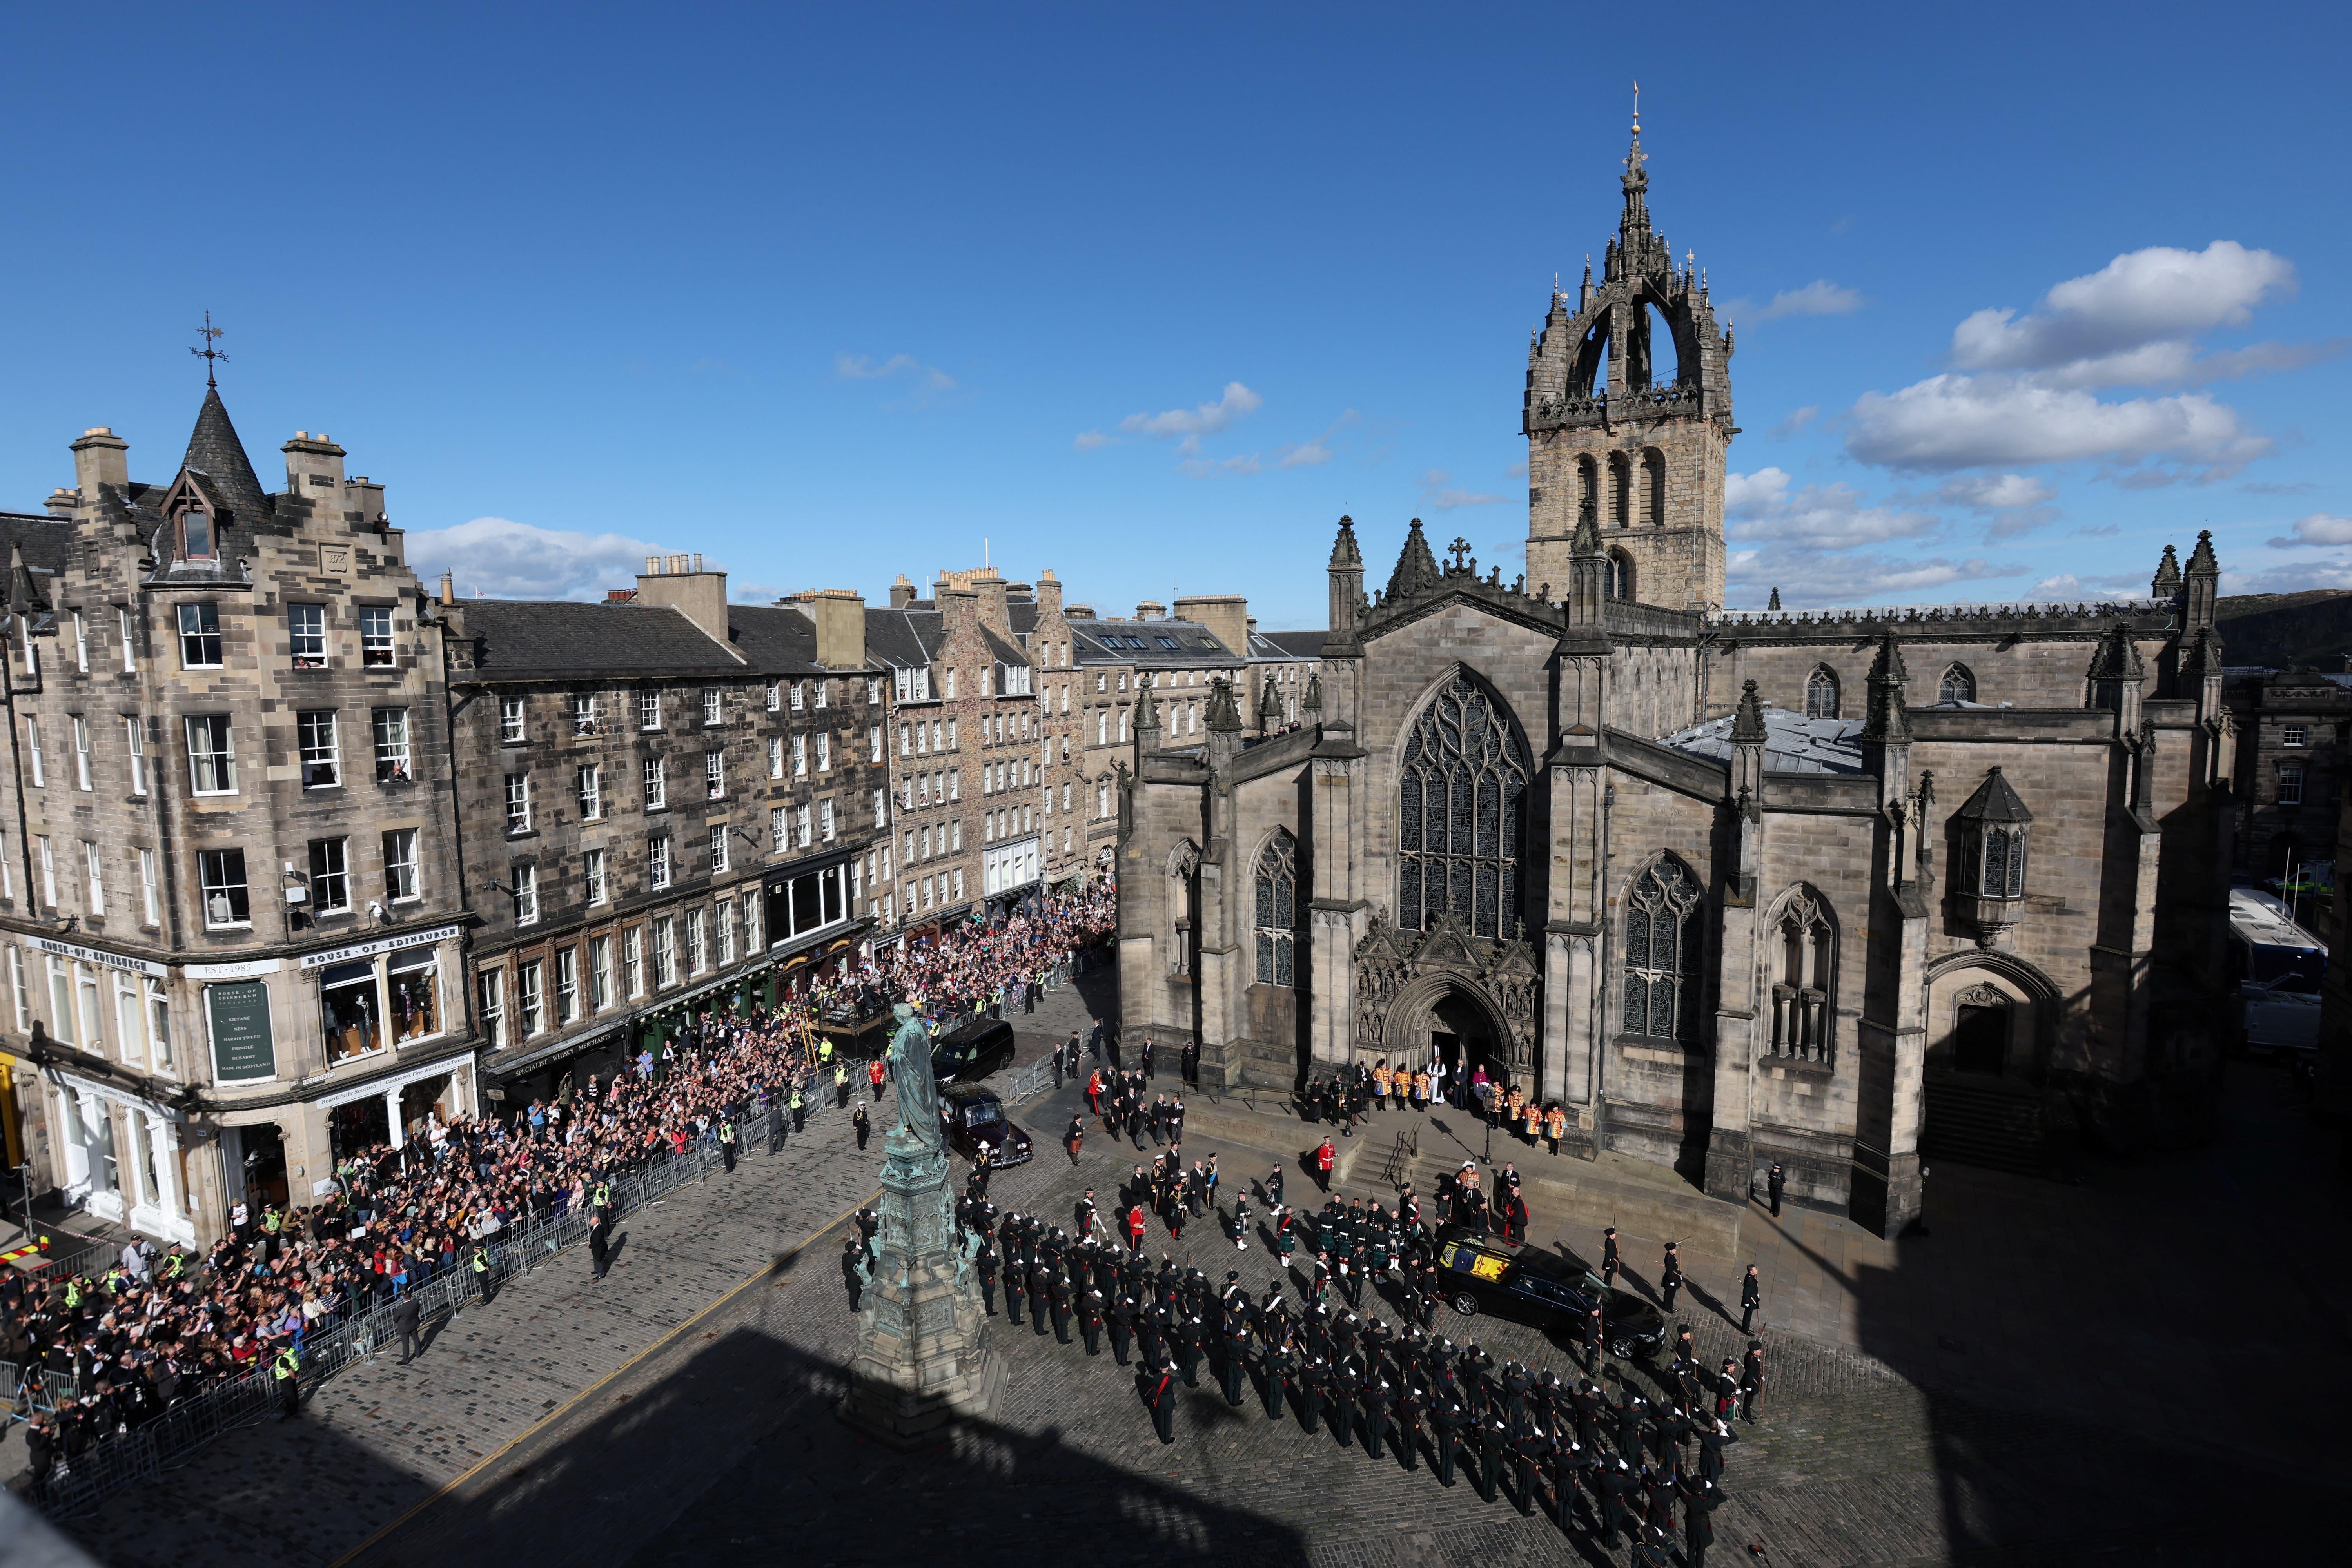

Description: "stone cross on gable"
1448 537 1473 573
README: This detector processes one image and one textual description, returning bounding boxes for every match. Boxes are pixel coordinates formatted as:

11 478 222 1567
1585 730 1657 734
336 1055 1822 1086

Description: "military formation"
914 1155 1762 1567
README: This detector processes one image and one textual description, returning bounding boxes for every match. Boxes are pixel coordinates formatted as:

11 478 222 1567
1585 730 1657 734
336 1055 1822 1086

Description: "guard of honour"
844 1144 1769 1568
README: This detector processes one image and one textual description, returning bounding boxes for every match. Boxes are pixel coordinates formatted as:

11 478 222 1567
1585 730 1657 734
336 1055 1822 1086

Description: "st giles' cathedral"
1116 118 2236 1235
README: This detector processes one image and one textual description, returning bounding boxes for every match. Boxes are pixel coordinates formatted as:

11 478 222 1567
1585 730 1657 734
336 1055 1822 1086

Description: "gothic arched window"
1397 674 1530 938
1606 549 1635 602
1622 858 1705 1044
1939 663 1976 704
1804 666 1840 720
1253 829 1299 986
1769 887 1835 1062
1611 452 1633 526
1644 449 1667 526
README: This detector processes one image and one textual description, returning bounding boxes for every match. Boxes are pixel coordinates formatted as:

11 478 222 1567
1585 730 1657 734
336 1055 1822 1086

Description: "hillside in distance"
2214 590 2352 671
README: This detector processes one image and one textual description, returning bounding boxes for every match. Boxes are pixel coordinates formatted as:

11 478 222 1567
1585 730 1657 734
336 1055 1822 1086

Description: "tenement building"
2219 660 2352 892
0 386 884 1245
1117 123 2237 1235
0 390 470 1243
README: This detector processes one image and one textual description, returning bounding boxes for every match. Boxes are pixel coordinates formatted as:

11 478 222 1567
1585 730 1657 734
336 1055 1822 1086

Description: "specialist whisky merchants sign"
207 981 277 1083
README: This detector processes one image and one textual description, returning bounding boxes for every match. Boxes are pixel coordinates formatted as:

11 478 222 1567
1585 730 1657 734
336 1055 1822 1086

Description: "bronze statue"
886 1002 941 1146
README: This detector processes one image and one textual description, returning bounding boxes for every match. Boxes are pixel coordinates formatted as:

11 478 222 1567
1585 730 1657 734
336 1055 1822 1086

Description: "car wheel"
1451 1292 1480 1318
1610 1337 1635 1359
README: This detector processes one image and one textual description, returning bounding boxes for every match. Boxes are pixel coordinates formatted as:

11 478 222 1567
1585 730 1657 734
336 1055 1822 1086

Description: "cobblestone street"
35 979 2350 1566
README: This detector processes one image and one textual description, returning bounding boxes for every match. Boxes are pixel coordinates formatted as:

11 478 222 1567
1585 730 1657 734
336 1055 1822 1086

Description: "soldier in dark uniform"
840 1234 866 1310
1395 1372 1426 1470
1299 1351 1330 1436
1696 1415 1739 1483
1081 1284 1105 1356
1740 1264 1763 1335
1473 1411 1510 1504
1602 1226 1621 1287
1220 1315 1249 1406
1767 1161 1786 1217
1430 1394 1467 1486
1681 1474 1724 1567
1048 1269 1074 1343
1329 1354 1362 1448
1262 1329 1295 1420
975 1240 999 1315
1175 1313 1205 1387
1004 1257 1028 1328
1137 1303 1165 1368
1515 1424 1555 1517
1552 1432 1593 1534
1629 1523 1675 1568
1740 1340 1766 1421
1661 1241 1683 1313
1361 1368 1394 1460
1144 1355 1178 1444
1616 1387 1648 1462
1108 1291 1136 1365
1598 1455 1639 1548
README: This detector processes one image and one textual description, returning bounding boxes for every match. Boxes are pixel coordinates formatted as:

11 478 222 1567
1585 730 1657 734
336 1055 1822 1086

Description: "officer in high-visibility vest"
719 1116 738 1174
470 1243 496 1304
833 1063 850 1108
273 1345 301 1419
789 1085 807 1134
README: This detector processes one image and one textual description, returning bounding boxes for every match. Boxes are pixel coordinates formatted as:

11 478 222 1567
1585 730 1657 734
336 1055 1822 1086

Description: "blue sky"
2 2 2346 628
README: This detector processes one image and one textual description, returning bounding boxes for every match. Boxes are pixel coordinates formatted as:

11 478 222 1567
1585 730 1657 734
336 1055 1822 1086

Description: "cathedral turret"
2151 543 2181 601
2182 530 2220 631
1524 99 1733 613
1326 514 1365 653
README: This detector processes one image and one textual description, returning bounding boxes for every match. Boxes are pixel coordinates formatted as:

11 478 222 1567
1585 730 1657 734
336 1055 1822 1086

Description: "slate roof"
458 599 742 679
724 604 829 675
1068 616 1244 669
181 387 274 532
864 606 943 670
1664 704 1864 774
1252 629 1327 659
0 514 71 576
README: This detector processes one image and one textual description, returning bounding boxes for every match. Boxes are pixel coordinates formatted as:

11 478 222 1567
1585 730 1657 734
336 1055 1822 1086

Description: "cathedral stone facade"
1116 129 2237 1236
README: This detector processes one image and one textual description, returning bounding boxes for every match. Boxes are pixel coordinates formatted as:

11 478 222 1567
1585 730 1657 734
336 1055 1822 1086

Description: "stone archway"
1352 909 1541 1090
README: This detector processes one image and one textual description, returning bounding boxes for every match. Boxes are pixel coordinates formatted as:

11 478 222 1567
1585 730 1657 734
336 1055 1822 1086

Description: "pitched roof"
459 599 740 678
1252 629 1328 659
181 387 273 531
864 606 943 670
1664 704 1864 775
1066 615 1244 669
724 604 829 675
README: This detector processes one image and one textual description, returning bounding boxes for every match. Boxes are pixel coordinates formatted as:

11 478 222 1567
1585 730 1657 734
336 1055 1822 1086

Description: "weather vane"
191 310 227 388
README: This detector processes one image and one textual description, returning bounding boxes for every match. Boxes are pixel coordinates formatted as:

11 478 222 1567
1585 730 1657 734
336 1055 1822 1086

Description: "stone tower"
1524 102 1734 612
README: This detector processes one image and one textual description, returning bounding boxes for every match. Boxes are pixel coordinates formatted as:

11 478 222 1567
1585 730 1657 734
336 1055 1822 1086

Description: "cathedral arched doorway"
1377 973 1518 1107
1430 988 1501 1098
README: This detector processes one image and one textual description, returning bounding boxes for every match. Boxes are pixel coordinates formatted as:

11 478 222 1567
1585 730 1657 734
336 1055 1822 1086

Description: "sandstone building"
1116 124 2237 1235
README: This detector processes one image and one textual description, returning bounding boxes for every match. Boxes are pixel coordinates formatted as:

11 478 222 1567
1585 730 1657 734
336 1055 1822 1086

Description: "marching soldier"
1262 1329 1295 1421
1361 1367 1394 1461
1145 1355 1179 1444
1299 1352 1330 1436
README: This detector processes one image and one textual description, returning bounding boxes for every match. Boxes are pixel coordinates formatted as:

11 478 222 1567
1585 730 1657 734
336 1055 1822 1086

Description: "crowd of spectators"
2 882 1117 1489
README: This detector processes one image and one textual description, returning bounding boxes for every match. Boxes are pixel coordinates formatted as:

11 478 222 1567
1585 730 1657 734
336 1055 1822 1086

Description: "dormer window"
180 506 213 560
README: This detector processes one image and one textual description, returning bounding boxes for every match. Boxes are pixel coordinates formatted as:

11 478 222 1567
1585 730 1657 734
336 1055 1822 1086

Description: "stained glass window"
1396 674 1529 938
1254 829 1299 987
1622 858 1705 1044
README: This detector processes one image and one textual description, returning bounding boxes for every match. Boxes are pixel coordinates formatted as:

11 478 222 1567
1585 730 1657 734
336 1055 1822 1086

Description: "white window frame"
83 840 105 915
623 926 644 998
649 835 673 889
125 717 147 796
383 828 421 903
584 847 608 905
499 696 526 743
577 764 603 820
373 707 412 783
644 757 666 811
138 848 159 926
185 715 236 795
514 862 539 924
590 935 613 1010
118 607 137 673
710 823 730 873
505 772 532 834
23 717 40 788
288 603 327 668
71 716 91 791
298 710 341 789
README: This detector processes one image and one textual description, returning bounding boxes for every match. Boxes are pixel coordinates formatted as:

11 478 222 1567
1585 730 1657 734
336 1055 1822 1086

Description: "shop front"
44 1067 200 1246
317 1054 478 1160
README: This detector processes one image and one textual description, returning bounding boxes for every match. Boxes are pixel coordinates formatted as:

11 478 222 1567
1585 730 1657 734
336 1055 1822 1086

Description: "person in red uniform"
1314 1138 1337 1192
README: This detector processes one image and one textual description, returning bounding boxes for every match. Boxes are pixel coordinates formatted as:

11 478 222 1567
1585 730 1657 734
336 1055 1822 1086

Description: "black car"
1433 1228 1666 1359
931 1016 1016 1084
940 1083 1033 1167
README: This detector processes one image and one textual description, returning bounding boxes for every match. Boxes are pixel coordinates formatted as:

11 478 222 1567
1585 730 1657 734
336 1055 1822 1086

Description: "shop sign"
207 981 277 1082
28 935 168 980
298 924 463 971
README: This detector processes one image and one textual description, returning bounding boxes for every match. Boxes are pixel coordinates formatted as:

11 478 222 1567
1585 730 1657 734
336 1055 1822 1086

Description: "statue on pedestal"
837 1004 1004 1445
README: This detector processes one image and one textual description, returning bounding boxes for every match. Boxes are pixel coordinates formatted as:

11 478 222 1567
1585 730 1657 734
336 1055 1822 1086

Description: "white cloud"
2265 513 2352 548
1727 550 2021 605
1950 242 2296 381
1934 474 2054 510
1419 469 1508 511
407 517 674 601
1846 376 2268 474
1178 452 1263 479
1072 430 1114 451
1118 381 1263 443
835 351 956 408
2030 573 2082 597
2027 570 2146 599
1742 281 1864 324
2221 559 2352 595
1768 405 1819 439
1842 241 2336 483
1724 467 1938 549
1277 439 1333 468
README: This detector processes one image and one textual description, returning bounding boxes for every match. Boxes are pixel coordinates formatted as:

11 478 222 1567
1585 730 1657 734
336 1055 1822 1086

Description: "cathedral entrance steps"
1922 1073 2047 1176
1373 1134 1744 1258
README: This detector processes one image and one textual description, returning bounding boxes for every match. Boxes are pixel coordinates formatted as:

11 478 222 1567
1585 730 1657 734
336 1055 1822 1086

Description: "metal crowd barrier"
25 1088 835 1521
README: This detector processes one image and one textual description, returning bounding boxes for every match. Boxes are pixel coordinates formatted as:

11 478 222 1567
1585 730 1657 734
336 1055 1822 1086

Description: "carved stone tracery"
1351 906 1542 1068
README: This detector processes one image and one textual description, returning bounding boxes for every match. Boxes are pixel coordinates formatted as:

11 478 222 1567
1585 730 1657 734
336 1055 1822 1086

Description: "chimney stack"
1135 600 1165 621
1036 568 1063 619
784 589 867 669
439 572 456 606
70 426 128 501
633 552 735 650
1174 594 1249 657
889 574 916 610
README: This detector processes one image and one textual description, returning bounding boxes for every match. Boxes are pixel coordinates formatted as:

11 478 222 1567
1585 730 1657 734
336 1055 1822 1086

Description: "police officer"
719 1114 739 1172
1766 1161 1786 1218
272 1344 301 1420
853 1103 871 1151
471 1241 496 1305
